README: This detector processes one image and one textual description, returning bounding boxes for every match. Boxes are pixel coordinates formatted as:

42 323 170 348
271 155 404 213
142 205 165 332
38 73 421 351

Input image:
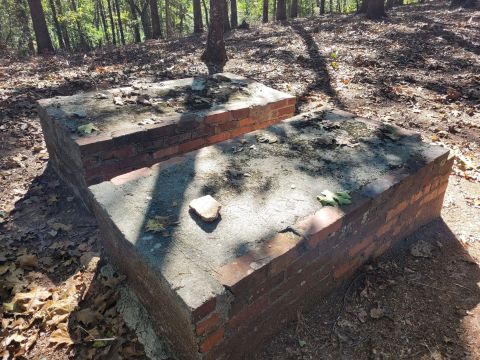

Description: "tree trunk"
193 0 203 33
230 0 238 27
106 0 117 44
202 0 210 27
276 0 287 20
70 0 90 50
358 0 367 13
16 0 35 53
366 0 386 19
165 0 173 38
99 0 111 43
262 0 268 22
48 0 65 49
128 0 141 42
320 0 325 13
27 0 54 54
150 0 162 38
114 0 126 44
290 0 298 17
223 0 231 31
201 0 227 74
55 0 71 49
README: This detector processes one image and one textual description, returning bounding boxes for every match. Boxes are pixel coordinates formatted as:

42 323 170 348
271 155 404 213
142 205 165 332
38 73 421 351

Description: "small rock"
189 195 222 222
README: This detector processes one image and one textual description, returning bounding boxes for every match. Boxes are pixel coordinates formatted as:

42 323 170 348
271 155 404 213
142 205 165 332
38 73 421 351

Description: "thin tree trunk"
291 0 298 17
193 0 204 33
17 0 35 52
106 0 117 44
223 0 231 31
273 0 276 19
56 0 70 49
128 0 141 42
27 0 54 54
320 0 325 13
150 0 162 38
262 0 268 22
99 0 111 43
165 0 173 38
137 1 152 39
201 0 227 74
114 0 126 44
276 0 287 20
230 0 238 27
48 0 65 49
202 0 209 27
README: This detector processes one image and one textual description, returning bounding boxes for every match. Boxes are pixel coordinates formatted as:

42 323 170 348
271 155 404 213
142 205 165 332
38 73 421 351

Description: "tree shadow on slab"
257 218 480 359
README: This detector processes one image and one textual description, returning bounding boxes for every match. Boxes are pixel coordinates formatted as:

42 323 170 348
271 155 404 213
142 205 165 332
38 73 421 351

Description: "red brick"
152 145 179 160
287 97 297 105
230 107 250 120
164 132 191 146
262 232 303 275
179 138 206 153
207 132 231 144
76 133 113 154
217 121 237 133
110 167 152 186
102 145 137 160
193 297 217 322
199 326 224 353
238 117 255 127
230 125 255 138
297 207 344 248
277 105 295 117
348 235 374 257
376 220 394 237
205 110 231 125
270 99 289 110
196 313 221 336
386 200 409 221
227 296 268 330
145 122 176 138
333 256 363 279
215 253 256 288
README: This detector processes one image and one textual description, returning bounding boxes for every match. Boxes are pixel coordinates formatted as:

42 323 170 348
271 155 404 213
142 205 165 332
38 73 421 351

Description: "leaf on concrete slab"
77 123 99 136
317 190 351 207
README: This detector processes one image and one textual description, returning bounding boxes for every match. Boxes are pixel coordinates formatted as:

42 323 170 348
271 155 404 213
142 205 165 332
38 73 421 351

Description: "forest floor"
0 2 479 359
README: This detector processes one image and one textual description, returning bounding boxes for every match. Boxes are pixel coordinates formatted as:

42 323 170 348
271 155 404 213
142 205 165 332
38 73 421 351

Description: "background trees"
0 0 469 55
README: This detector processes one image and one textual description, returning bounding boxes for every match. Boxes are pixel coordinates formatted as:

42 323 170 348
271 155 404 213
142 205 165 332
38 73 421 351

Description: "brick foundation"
86 109 452 359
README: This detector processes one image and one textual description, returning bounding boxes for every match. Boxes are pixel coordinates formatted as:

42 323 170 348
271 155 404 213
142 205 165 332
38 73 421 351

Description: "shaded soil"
0 2 479 359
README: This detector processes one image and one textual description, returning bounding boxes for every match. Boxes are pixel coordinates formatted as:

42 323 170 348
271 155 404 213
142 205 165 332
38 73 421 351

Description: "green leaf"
330 61 339 70
330 51 338 59
77 123 99 135
317 190 352 207
92 340 107 348
3 302 15 312
298 339 307 347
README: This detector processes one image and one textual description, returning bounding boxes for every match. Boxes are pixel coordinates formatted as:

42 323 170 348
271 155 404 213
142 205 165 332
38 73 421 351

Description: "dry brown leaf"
49 322 74 346
17 254 38 268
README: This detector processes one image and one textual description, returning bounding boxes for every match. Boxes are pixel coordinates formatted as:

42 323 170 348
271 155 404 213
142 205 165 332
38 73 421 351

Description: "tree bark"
165 0 173 38
262 0 268 22
193 0 203 33
202 0 209 27
320 0 325 13
223 0 231 31
291 0 298 17
201 0 227 74
27 0 54 54
276 0 287 21
366 0 386 19
55 0 71 49
48 0 65 49
128 0 141 42
114 0 126 44
230 0 238 27
99 0 111 43
150 0 162 38
357 0 367 13
106 0 117 44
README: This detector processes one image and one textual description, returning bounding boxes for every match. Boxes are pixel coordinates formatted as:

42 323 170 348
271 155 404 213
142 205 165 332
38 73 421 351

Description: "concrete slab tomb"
37 73 295 207
87 110 452 359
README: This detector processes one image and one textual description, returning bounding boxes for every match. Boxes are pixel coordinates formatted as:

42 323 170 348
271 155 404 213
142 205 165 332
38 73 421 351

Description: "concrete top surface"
37 72 294 136
89 109 443 310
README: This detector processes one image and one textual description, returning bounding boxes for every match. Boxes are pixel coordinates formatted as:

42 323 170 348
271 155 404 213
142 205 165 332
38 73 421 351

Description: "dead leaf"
49 322 74 346
17 254 38 268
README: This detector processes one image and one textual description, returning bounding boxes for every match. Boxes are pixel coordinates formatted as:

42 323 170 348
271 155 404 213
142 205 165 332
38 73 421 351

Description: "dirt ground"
0 2 479 359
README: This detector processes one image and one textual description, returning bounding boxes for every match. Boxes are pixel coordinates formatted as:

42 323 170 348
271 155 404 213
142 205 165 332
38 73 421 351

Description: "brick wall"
192 150 453 359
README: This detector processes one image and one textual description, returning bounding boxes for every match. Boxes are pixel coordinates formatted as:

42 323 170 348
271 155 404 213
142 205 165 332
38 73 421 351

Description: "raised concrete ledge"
37 73 296 189
88 109 452 359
